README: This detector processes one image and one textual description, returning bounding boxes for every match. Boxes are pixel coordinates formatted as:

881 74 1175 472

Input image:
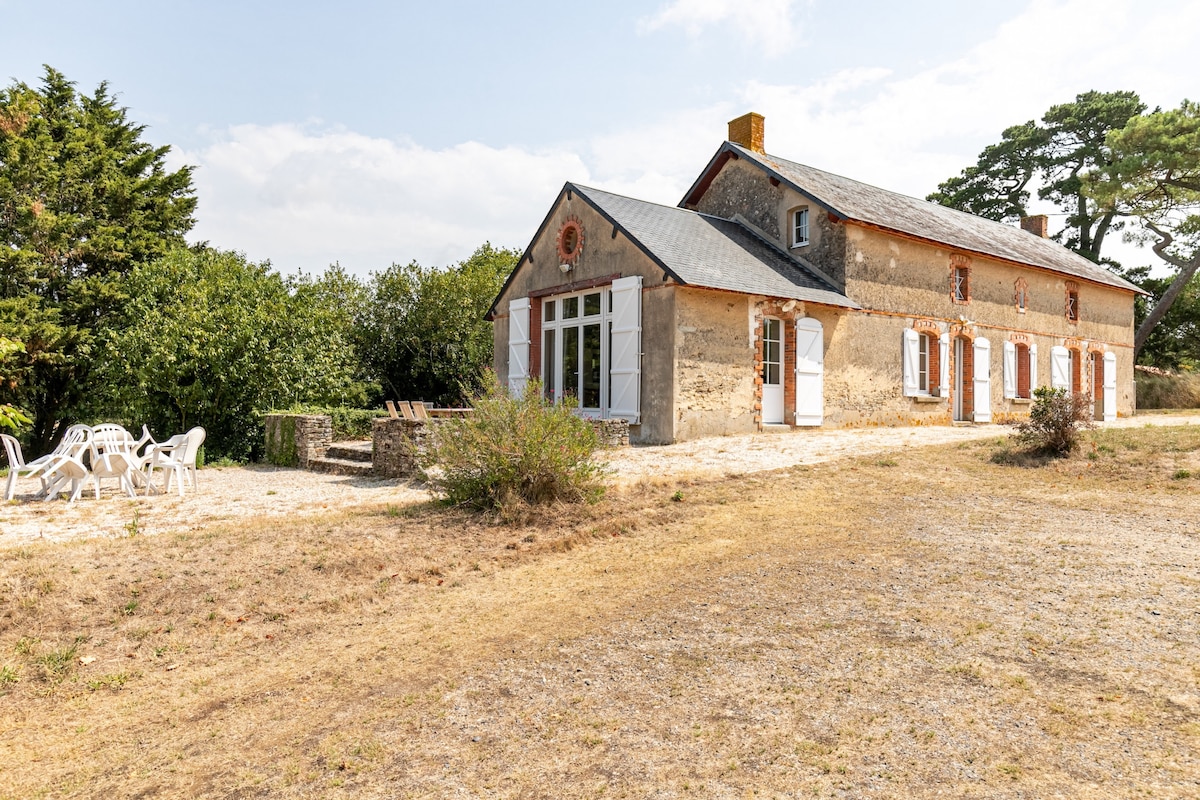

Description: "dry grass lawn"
2 425 1199 798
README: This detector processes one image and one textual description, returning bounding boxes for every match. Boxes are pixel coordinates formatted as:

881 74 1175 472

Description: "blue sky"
2 0 1197 277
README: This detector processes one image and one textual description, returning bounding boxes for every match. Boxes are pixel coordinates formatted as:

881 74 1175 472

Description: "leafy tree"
929 91 1145 264
0 335 32 430
0 67 196 452
1087 100 1200 357
94 248 369 461
1116 266 1200 370
359 243 518 407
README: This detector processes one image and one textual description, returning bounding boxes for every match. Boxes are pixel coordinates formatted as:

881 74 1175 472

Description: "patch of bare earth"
1 416 1198 798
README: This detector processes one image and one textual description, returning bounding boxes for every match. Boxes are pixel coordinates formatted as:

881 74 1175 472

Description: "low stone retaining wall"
264 414 333 468
372 417 435 479
268 413 626 479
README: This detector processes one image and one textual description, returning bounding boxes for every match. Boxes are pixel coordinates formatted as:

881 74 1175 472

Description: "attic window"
556 218 584 264
1067 289 1080 322
790 207 809 248
1014 278 1028 313
950 255 971 304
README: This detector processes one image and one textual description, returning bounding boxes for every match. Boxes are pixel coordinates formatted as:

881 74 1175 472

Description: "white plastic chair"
144 426 205 497
3 426 93 500
39 453 92 502
2 434 48 501
89 445 140 498
90 423 134 455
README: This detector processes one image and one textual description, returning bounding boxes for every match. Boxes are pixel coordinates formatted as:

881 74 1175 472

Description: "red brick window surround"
911 320 941 395
1014 277 1028 313
1064 281 1080 323
950 254 971 304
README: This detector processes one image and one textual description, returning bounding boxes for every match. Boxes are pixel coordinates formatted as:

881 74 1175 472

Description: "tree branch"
1135 222 1200 355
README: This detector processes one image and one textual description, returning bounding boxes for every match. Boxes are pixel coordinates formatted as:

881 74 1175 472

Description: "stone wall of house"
840 225 1138 419
264 414 332 468
672 288 758 440
371 418 433 479
689 158 847 288
690 157 784 240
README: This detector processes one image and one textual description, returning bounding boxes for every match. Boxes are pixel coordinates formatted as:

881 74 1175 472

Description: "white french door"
762 317 784 424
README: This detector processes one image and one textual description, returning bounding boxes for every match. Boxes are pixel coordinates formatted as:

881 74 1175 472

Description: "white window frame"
791 207 809 248
541 287 609 416
917 332 930 393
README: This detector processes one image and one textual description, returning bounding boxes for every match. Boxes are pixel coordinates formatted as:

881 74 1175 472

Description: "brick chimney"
728 112 765 154
1020 215 1048 238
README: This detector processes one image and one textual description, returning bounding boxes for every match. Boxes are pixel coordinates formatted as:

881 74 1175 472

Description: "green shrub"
1015 386 1094 456
1136 369 1200 409
423 378 608 511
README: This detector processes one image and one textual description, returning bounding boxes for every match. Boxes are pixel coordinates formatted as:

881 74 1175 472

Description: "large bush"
358 243 517 407
423 378 607 511
1015 386 1094 456
93 248 371 461
1136 368 1200 409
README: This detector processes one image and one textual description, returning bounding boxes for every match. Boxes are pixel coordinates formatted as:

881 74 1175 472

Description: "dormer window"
791 207 809 248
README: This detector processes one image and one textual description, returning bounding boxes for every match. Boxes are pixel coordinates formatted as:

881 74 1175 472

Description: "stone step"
324 441 373 463
308 456 374 477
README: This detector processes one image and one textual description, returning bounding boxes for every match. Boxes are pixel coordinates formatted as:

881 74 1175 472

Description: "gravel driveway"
3 413 1197 546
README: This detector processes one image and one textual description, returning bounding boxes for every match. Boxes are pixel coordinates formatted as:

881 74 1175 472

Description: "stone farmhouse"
489 113 1144 445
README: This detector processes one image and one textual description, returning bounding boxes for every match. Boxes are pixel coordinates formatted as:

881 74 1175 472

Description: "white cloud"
174 0 1198 279
176 124 589 276
732 0 1200 202
638 0 805 57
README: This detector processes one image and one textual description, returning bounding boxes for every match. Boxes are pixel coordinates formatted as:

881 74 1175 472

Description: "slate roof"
710 144 1144 294
571 183 858 309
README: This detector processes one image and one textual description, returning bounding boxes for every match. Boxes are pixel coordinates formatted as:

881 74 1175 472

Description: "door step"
308 456 374 477
324 441 373 463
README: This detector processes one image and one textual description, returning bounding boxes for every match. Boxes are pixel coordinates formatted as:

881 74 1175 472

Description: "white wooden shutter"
794 318 824 426
507 297 531 398
1050 346 1069 390
1002 341 1016 399
939 333 949 396
902 329 919 397
1029 343 1038 392
1103 351 1117 422
973 336 991 422
608 276 642 422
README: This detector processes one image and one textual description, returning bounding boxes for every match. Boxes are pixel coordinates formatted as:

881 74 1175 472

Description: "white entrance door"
762 317 784 424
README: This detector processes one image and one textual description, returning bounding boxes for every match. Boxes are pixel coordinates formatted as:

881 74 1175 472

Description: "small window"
1016 343 1031 398
583 292 601 316
1066 290 1079 322
952 266 969 303
1014 278 1028 313
544 300 556 322
917 333 930 393
563 296 578 319
791 208 809 248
